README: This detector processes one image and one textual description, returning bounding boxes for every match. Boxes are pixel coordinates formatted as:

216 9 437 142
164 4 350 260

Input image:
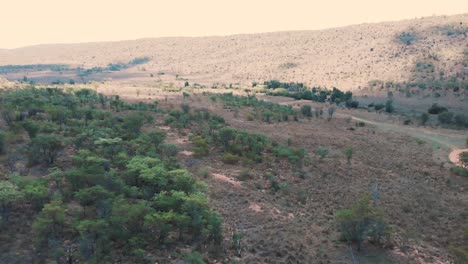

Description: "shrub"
21 120 40 138
385 100 394 113
428 103 448 115
460 152 468 168
438 112 454 124
327 107 335 119
27 134 63 165
192 136 209 157
343 147 353 164
222 153 239 165
181 103 190 114
420 113 429 125
399 32 417 45
316 146 329 160
184 251 205 264
0 130 5 154
301 105 312 117
336 195 390 251
0 181 23 219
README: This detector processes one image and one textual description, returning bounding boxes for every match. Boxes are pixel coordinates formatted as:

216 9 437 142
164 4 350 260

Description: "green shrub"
192 136 209 157
21 120 40 138
385 100 394 113
428 103 448 115
460 152 468 168
184 251 205 264
301 105 312 117
399 32 417 45
0 130 5 154
222 153 239 165
336 195 390 251
438 112 454 124
316 146 329 160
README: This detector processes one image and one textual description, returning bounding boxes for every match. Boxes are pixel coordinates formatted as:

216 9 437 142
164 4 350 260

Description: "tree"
21 120 39 138
327 107 335 120
33 201 66 249
0 130 5 155
27 134 62 165
385 100 394 113
336 195 390 251
23 181 49 211
0 181 23 220
76 219 110 260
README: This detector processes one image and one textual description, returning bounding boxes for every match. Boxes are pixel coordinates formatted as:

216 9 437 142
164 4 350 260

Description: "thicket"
0 87 221 263
263 81 354 106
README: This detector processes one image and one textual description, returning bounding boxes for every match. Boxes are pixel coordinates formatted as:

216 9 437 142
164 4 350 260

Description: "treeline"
77 57 151 76
262 80 357 107
0 64 69 74
0 87 219 263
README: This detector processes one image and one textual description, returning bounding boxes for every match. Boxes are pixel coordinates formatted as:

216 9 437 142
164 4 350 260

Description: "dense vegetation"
0 87 220 263
0 64 69 74
262 80 356 106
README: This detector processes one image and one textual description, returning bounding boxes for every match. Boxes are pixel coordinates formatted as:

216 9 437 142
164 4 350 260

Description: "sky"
1 0 467 49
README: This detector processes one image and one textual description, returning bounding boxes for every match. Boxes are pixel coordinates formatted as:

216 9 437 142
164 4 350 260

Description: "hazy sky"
2 0 467 49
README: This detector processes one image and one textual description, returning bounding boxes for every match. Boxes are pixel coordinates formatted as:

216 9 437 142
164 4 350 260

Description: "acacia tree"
0 181 23 221
27 134 63 165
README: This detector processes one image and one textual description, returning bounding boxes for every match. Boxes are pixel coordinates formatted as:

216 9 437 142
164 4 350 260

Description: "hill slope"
0 14 467 89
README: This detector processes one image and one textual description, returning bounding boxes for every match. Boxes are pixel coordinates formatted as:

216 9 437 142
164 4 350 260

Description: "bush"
181 103 190 113
399 32 417 45
438 112 454 124
184 251 205 264
192 136 209 157
385 100 394 113
460 152 468 168
27 134 63 165
0 130 5 154
420 113 429 125
336 195 390 251
301 105 312 117
316 146 329 160
21 120 40 138
222 153 239 165
428 103 448 115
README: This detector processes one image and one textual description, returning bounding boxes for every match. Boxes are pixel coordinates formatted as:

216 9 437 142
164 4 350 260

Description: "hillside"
0 14 467 89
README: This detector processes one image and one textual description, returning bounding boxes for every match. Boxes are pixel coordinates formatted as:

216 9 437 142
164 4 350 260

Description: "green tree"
76 219 110 260
0 130 5 155
21 120 40 138
23 181 49 211
0 181 23 220
385 100 394 113
27 134 63 165
32 200 66 249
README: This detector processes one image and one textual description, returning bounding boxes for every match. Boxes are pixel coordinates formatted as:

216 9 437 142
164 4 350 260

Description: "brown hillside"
0 14 467 89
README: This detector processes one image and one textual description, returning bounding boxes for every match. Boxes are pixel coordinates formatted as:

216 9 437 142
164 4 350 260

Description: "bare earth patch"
211 173 241 187
249 203 263 213
448 148 468 167
179 150 193 156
